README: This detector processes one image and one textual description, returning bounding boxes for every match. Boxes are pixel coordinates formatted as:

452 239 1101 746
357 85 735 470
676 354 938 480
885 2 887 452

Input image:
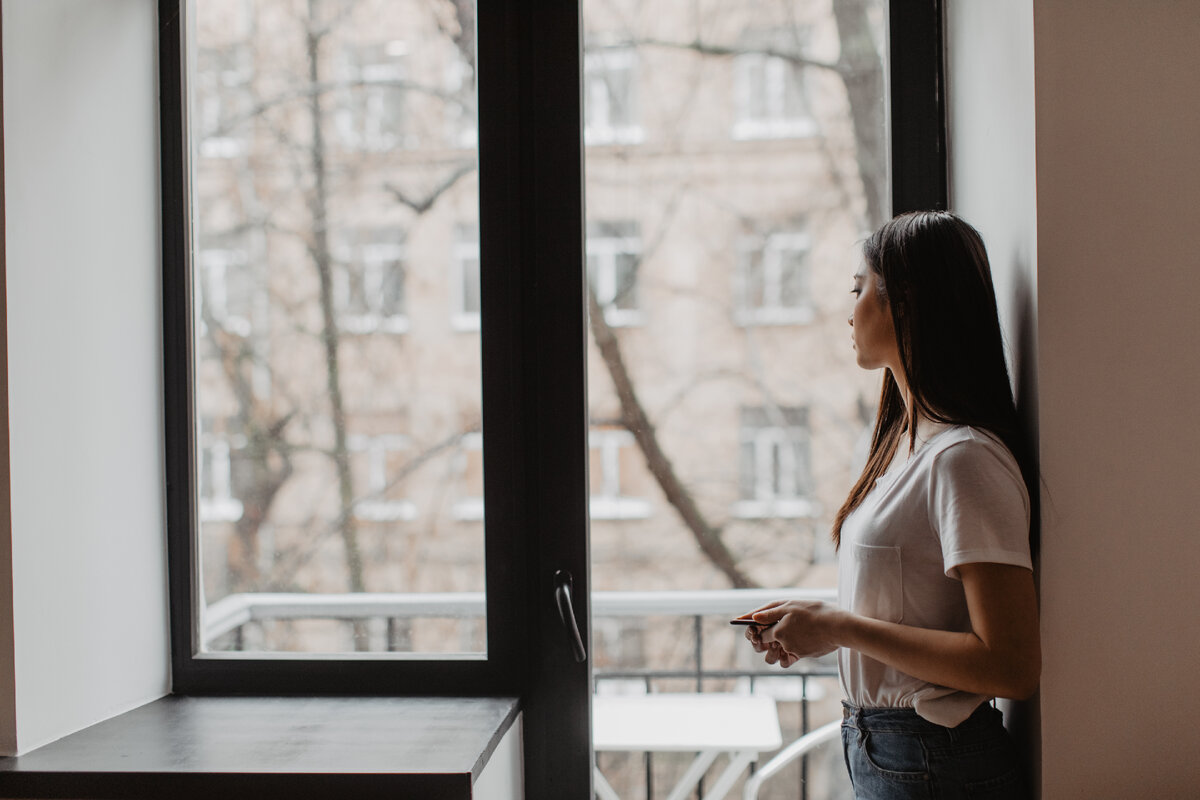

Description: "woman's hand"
737 600 843 668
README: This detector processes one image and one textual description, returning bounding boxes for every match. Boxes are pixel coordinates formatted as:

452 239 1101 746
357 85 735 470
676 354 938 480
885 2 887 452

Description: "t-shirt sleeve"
927 437 1033 580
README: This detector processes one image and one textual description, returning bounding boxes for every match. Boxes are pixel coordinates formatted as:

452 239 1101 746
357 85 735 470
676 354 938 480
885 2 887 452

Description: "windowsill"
0 695 520 799
734 306 816 326
731 498 818 519
731 119 818 141
339 314 411 335
590 496 652 520
451 313 481 332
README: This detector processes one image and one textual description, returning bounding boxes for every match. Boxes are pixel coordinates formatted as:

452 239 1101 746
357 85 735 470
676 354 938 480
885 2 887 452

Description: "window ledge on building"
731 498 817 519
0 695 520 800
354 499 418 522
731 118 818 141
339 313 410 335
451 312 481 332
590 496 652 520
734 306 816 327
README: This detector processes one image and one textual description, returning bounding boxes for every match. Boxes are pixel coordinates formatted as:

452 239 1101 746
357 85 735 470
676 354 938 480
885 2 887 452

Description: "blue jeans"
840 702 1030 799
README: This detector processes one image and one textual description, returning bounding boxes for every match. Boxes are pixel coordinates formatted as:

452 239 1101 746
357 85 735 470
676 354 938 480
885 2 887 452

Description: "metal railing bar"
202 588 836 642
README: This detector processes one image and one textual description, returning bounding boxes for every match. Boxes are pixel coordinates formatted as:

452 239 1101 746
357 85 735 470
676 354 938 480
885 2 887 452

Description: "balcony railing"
204 588 848 800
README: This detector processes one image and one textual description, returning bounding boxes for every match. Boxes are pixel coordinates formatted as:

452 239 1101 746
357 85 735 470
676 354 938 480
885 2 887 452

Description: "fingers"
762 642 796 668
751 605 789 624
748 600 787 616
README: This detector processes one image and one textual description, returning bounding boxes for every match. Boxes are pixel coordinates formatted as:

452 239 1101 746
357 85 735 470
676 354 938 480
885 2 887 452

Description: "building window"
335 228 407 334
336 41 408 152
584 47 642 145
735 230 813 325
199 427 245 523
451 223 481 331
732 32 816 141
589 427 651 520
445 57 477 149
451 431 484 521
198 232 257 338
195 44 252 159
347 433 417 522
587 221 643 327
734 406 814 519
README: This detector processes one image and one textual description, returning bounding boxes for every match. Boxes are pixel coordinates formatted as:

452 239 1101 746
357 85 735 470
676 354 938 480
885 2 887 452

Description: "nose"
847 314 853 327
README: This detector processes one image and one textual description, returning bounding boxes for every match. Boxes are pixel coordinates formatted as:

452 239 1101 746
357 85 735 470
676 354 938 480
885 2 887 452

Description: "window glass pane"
585 0 887 794
191 0 483 656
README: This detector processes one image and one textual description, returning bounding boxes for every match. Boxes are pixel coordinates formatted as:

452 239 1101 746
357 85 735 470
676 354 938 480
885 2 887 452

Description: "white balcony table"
593 693 782 800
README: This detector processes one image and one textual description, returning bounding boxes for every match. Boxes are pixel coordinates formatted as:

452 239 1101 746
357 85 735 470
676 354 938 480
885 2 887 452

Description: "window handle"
554 570 587 663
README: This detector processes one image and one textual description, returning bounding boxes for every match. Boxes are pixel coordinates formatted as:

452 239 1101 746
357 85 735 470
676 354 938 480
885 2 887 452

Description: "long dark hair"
832 211 1034 547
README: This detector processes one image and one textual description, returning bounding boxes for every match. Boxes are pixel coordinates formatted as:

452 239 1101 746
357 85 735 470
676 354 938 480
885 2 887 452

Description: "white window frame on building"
199 429 246 523
444 57 478 149
732 33 817 141
336 41 408 152
583 46 642 146
347 433 418 522
589 427 650 520
197 238 256 338
451 431 485 521
587 220 643 327
733 406 815 519
195 43 252 159
451 222 481 331
735 230 814 325
335 228 408 334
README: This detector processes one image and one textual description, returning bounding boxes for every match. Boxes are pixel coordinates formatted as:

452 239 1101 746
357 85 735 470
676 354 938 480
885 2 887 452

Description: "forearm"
831 610 1039 700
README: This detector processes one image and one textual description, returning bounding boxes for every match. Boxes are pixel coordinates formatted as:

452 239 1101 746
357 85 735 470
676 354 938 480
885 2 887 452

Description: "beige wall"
1033 0 1200 795
950 1 1200 794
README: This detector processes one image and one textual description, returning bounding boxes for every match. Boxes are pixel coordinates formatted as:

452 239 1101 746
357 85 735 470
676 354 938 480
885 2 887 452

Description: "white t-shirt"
836 422 1032 727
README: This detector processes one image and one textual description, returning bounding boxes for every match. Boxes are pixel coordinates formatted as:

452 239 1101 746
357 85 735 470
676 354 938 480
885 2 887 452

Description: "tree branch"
615 36 839 73
587 288 757 589
383 160 476 215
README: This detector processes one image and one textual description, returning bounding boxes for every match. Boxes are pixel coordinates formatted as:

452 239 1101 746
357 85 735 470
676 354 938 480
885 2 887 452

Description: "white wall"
1032 1 1200 796
943 0 1040 782
473 714 524 800
1 0 169 753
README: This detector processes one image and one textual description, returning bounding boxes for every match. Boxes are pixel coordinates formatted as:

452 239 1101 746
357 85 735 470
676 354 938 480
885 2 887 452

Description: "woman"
740 211 1039 798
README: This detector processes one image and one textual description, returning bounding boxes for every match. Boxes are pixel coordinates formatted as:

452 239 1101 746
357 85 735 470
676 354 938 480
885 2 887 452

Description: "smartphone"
729 618 772 626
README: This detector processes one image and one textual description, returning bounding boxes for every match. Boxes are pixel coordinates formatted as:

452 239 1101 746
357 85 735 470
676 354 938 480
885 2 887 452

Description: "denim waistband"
841 700 997 733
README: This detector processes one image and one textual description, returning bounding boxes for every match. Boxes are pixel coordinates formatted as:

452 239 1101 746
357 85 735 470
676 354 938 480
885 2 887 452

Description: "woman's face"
849 266 901 373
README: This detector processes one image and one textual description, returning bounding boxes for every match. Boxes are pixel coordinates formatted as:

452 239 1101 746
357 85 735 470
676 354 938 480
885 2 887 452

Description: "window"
451 222 481 331
451 431 484 521
589 427 650 520
198 424 245 523
732 31 816 141
197 231 256 338
584 47 641 145
348 433 417 522
734 406 814 519
195 44 252 158
735 230 813 325
164 5 945 778
336 41 408 152
587 221 642 326
445 58 477 149
335 228 407 334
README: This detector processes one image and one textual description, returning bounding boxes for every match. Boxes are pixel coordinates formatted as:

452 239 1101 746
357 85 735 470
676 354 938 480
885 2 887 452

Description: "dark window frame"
159 0 945 695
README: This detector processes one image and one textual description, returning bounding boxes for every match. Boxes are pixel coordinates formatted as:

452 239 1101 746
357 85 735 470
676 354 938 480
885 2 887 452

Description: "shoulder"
926 426 1019 470
924 427 1029 507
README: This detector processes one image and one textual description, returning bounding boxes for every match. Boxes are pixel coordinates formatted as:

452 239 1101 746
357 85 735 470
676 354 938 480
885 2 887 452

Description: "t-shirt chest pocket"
852 543 904 624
